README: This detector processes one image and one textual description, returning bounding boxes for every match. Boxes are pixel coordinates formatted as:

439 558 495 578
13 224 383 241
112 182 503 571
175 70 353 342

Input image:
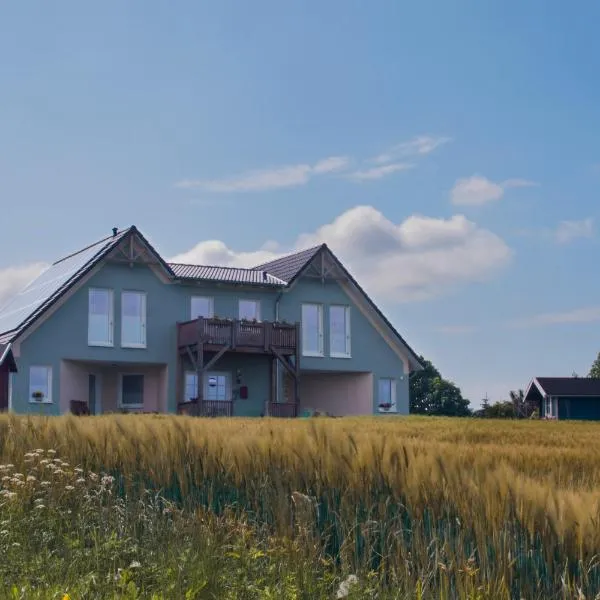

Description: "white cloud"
170 205 512 302
175 155 351 193
312 156 350 174
347 163 414 181
510 305 600 328
555 218 594 244
450 175 539 206
371 135 451 163
0 263 48 309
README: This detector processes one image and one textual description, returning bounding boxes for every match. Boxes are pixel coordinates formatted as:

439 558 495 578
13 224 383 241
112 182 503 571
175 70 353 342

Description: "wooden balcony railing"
178 317 298 353
269 402 298 418
176 399 234 417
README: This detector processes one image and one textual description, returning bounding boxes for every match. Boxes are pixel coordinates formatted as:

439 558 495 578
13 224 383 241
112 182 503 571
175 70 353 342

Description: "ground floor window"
184 372 231 402
545 396 552 417
29 366 52 403
119 374 144 409
378 378 397 413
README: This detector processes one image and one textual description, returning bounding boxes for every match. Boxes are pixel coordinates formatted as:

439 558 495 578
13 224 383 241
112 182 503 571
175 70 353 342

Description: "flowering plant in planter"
31 390 45 401
378 402 392 411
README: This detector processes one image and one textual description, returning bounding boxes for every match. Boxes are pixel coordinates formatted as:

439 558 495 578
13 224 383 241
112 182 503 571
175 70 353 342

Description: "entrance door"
88 373 101 415
204 372 231 401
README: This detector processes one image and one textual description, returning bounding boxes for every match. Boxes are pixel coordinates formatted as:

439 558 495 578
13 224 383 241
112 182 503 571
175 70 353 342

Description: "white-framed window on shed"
121 291 147 348
301 303 324 357
29 366 53 404
88 288 114 346
191 296 214 319
378 378 397 413
329 305 351 358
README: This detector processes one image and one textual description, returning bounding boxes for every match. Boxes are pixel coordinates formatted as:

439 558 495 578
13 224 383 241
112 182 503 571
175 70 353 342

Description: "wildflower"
24 452 35 458
40 481 51 487
11 542 20 547
53 458 62 464
53 469 65 476
35 504 45 510
101 475 115 486
76 478 85 485
0 530 8 536
2 475 10 482
47 449 57 455
88 472 98 481
12 473 24 479
26 475 36 482
39 459 50 466
74 467 84 474
34 498 44 504
5 464 14 469
336 574 359 599
35 449 45 454
62 594 71 600
64 485 75 491
129 560 141 568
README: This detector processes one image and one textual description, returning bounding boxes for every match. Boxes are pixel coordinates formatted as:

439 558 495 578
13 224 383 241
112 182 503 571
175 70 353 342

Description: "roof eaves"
322 245 423 371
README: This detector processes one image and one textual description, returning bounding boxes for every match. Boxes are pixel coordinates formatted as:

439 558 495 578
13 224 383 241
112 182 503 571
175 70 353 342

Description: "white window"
545 396 552 417
191 296 214 319
329 305 351 358
378 378 397 413
184 372 198 402
301 303 324 357
88 288 114 346
119 374 144 409
121 291 147 348
29 366 52 404
205 372 231 401
239 299 260 321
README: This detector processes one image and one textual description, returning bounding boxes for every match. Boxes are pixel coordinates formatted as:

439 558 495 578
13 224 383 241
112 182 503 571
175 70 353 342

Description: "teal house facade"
0 226 422 417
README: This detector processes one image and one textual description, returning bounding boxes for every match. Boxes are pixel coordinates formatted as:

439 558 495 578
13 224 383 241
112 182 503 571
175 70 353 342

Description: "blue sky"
1 0 599 405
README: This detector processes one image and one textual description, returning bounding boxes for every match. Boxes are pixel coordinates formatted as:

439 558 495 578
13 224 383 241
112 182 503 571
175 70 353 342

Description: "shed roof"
527 377 600 398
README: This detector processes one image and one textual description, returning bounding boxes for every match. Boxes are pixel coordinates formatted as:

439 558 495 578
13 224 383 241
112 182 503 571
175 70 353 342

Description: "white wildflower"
11 542 20 547
40 481 51 487
1 476 10 482
336 574 359 599
101 475 115 486
26 475 36 482
88 472 98 481
76 478 86 485
5 464 14 470
39 459 50 466
53 469 64 476
47 450 56 455
129 560 141 568
35 504 45 510
64 485 75 491
74 467 84 474
0 530 8 536
35 449 45 454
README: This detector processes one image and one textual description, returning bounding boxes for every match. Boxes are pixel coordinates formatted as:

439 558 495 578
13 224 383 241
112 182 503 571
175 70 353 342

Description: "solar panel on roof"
0 236 118 336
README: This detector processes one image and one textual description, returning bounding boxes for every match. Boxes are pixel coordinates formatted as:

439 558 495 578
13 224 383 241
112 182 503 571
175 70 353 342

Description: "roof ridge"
52 227 130 266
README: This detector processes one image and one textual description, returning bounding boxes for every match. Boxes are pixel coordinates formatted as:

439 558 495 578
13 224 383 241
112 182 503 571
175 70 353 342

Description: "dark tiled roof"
169 263 286 286
252 245 324 283
535 377 600 397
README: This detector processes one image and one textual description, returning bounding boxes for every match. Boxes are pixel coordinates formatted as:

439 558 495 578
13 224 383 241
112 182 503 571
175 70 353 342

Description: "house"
0 226 422 417
524 377 600 420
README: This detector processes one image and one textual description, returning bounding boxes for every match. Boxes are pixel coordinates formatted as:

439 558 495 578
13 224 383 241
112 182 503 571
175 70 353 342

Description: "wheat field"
1 414 600 598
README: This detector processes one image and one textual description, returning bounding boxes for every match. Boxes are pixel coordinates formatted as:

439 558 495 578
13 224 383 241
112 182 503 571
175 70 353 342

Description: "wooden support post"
269 357 277 416
196 341 204 417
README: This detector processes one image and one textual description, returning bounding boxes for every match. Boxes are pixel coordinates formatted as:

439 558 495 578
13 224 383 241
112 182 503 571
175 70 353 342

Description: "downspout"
274 291 284 407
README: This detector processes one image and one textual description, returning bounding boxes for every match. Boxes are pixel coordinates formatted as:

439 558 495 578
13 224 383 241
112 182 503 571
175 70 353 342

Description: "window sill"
119 405 144 410
121 344 147 349
330 353 351 359
302 352 324 358
29 400 53 405
88 342 114 347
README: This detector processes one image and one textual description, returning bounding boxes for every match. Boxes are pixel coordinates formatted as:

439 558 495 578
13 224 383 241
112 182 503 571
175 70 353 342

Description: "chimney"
263 271 268 281
112 227 118 237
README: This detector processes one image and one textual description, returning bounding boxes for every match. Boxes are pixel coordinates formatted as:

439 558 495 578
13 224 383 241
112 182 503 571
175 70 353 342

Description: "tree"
409 356 471 416
589 352 600 378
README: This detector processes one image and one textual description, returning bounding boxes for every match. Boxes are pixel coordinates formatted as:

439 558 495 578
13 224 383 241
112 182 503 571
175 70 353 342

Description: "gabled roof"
255 243 423 371
526 377 600 398
253 245 324 284
0 343 17 372
169 263 286 286
0 226 171 342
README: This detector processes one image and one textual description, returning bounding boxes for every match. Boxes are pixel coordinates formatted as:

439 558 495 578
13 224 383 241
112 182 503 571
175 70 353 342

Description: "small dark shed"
524 377 600 420
0 344 17 412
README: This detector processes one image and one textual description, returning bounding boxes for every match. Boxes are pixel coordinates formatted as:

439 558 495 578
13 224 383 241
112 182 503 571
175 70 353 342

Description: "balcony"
178 317 299 355
176 399 234 417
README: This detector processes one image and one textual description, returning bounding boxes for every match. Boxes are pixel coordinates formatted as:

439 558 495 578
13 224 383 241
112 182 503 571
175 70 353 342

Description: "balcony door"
205 372 231 402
